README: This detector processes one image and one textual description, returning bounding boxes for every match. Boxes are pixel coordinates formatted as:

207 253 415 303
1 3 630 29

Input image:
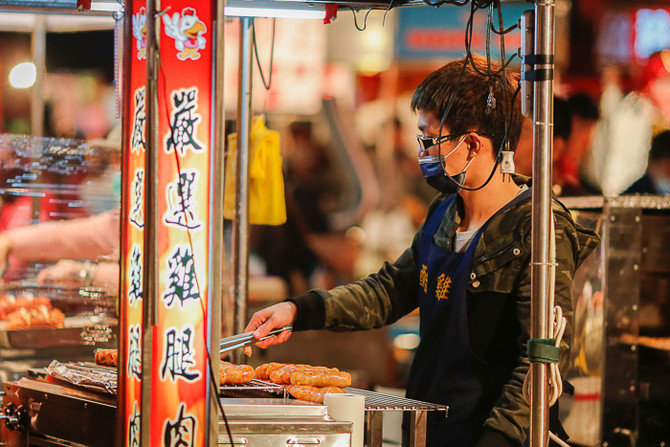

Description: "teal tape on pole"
527 338 560 364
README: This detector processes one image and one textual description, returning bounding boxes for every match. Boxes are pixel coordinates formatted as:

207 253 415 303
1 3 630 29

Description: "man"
245 55 600 447
557 93 600 196
625 130 670 194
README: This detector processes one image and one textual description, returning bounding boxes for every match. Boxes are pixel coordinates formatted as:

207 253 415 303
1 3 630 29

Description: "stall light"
9 62 37 89
224 1 325 19
89 1 123 12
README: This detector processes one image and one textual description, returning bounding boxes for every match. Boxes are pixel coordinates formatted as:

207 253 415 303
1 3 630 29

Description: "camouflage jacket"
290 177 600 447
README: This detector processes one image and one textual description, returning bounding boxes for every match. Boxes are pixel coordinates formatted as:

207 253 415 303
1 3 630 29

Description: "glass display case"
0 132 118 382
561 195 670 447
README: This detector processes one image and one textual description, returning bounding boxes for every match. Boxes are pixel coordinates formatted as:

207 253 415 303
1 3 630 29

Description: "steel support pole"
141 0 159 445
30 15 46 137
231 17 253 364
529 2 555 447
209 0 227 444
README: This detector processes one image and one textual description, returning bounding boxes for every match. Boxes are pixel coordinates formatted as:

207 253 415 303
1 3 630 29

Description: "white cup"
324 393 366 447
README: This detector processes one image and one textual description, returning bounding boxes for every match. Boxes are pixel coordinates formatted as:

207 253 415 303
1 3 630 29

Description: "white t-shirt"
454 186 528 252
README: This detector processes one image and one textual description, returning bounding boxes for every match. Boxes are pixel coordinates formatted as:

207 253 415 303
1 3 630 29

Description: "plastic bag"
224 116 287 225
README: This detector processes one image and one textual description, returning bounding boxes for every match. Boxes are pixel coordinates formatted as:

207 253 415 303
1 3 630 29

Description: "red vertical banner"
152 1 214 446
120 1 148 446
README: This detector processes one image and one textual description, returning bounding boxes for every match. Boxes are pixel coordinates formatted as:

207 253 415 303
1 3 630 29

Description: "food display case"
0 133 118 382
562 195 670 447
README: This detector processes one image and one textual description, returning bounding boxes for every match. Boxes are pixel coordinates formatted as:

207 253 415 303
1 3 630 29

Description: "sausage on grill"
219 361 254 385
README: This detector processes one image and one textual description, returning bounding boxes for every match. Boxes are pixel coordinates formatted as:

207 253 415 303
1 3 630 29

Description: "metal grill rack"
345 387 448 413
343 388 447 447
219 379 287 399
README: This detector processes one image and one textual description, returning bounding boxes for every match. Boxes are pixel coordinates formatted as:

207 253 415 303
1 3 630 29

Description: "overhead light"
9 62 37 89
89 1 123 13
224 1 325 19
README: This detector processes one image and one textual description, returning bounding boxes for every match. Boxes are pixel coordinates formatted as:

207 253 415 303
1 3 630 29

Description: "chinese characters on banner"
121 1 215 446
153 2 213 445
120 2 148 446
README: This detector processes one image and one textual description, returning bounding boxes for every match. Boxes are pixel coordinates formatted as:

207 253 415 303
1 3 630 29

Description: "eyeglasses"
416 130 486 152
416 132 468 152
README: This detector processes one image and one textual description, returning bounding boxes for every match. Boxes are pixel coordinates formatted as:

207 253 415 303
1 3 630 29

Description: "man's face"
416 110 470 175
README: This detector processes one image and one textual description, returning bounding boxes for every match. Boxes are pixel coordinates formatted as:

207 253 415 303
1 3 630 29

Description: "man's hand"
0 234 13 277
244 302 297 349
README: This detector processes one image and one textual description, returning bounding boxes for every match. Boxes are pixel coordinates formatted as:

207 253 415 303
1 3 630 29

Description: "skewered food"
285 385 345 404
219 361 254 385
289 367 351 388
95 349 118 367
254 362 286 380
0 292 52 320
269 364 311 384
4 305 65 330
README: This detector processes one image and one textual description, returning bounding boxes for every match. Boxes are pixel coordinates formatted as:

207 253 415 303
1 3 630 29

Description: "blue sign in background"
395 3 531 61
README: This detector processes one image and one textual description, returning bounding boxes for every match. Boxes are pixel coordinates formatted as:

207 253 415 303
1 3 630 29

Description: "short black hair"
554 96 572 141
567 93 600 121
649 130 670 160
410 54 522 155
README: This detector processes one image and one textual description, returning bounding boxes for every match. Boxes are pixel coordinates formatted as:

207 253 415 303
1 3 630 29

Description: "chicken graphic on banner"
163 7 208 61
131 7 147 60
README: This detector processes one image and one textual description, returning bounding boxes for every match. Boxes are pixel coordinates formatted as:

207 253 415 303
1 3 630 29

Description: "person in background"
557 93 600 196
283 121 337 234
0 210 119 291
551 96 577 195
624 130 670 194
514 96 572 182
244 55 600 447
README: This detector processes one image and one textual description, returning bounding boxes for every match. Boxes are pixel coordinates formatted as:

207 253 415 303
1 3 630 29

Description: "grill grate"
345 387 448 414
219 379 287 398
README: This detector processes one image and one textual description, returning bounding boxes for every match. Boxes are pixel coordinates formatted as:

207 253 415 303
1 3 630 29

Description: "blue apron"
404 191 530 447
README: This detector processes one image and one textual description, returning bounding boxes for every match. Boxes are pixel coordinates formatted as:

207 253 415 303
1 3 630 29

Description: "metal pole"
209 0 226 444
30 14 46 137
529 2 555 447
116 6 132 447
141 0 159 445
231 17 253 364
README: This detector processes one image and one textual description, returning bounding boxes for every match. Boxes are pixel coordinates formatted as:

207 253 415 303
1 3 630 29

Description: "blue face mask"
418 136 474 195
419 155 464 195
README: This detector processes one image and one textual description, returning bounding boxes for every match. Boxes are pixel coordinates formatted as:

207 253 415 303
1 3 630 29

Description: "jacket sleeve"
290 233 421 332
290 195 447 332
479 209 578 447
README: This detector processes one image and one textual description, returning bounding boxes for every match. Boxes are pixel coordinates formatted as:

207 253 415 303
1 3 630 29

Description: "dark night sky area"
46 30 114 80
0 29 114 79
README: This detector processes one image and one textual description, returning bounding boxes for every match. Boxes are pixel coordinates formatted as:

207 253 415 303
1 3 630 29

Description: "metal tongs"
219 325 293 354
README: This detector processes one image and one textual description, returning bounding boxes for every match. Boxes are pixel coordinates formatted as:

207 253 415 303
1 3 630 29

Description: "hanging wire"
383 0 400 26
251 18 276 90
345 6 378 31
432 0 521 192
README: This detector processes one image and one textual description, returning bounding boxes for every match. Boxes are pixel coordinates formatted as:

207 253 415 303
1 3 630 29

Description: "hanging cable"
251 18 276 90
345 6 377 31
153 33 235 446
